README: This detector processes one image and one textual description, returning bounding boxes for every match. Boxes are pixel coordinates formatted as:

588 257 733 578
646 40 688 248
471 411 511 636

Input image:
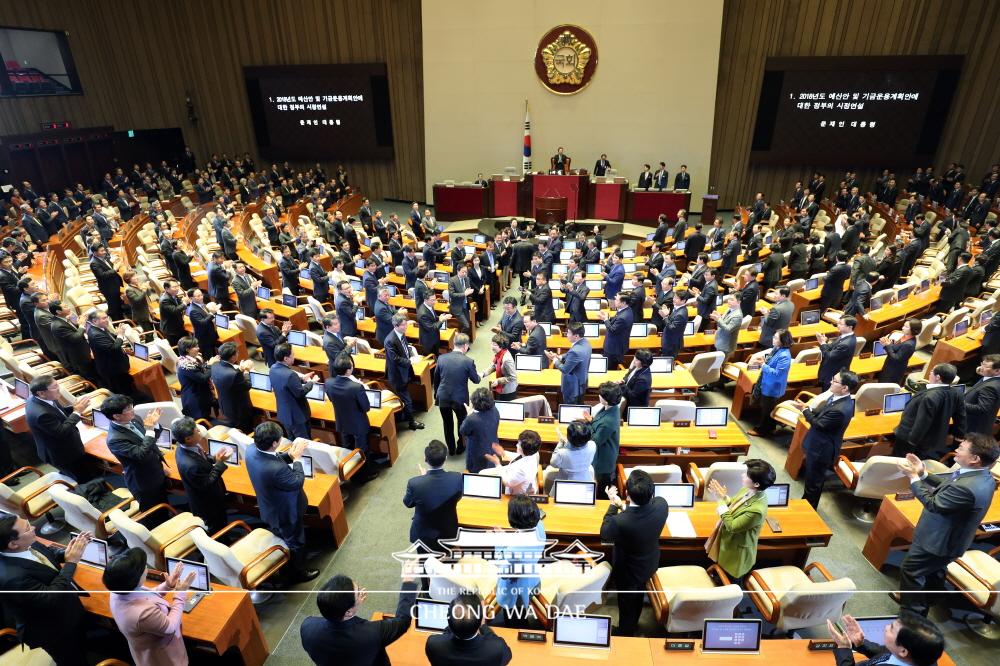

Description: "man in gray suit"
757 287 794 348
433 334 485 455
896 434 999 614
448 265 474 334
711 293 744 361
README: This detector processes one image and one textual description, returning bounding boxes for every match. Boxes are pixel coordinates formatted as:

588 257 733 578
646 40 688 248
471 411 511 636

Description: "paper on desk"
666 512 696 538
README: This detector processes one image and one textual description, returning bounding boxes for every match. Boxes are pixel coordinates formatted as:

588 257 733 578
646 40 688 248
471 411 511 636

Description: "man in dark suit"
562 272 590 324
220 219 238 260
306 250 330 303
826 612 945 666
385 315 425 431
85 309 140 399
877 319 920 385
817 316 857 391
594 154 611 176
211 342 254 432
31 292 59 361
527 271 554 323
320 316 349 376
401 246 420 290
447 265 474 334
301 572 417 664
158 281 187 347
965 354 1000 435
600 469 669 636
938 252 973 312
843 272 875 316
0 518 92 665
269 344 319 439
425 593 513 665
325 354 378 482
795 371 858 508
333 281 361 337
547 323 592 405
674 165 691 190
49 299 97 381
186 288 219 357
231 262 260 318
820 252 851 311
684 224 708 263
245 421 319 581
637 164 653 189
172 417 231 533
25 375 96 483
257 308 291 367
417 292 448 355
621 349 653 408
403 440 464 552
102 394 167 511
892 363 967 459
600 293 633 370
694 268 718 330
493 297 525 349
551 147 570 174
279 246 302 295
90 244 125 320
660 292 689 358
433 334 481 454
896 434 999 614
513 313 548 364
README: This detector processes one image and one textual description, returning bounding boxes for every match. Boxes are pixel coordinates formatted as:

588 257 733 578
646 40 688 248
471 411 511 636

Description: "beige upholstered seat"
48 484 139 540
946 546 1000 636
531 560 612 628
687 461 746 500
746 563 855 632
108 506 204 569
424 555 499 603
853 383 901 413
190 522 289 590
0 468 74 521
683 351 725 387
647 565 742 632
653 399 696 422
292 437 365 482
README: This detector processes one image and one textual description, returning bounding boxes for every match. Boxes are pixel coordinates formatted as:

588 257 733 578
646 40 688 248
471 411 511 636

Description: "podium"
490 175 521 217
701 194 719 223
534 196 567 225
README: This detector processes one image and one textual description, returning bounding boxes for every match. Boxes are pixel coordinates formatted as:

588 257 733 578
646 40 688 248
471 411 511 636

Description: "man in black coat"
172 417 231 533
433 334 482 455
89 244 125 320
384 316 424 431
403 440 464 551
207 253 235 311
86 308 142 399
32 293 59 361
562 272 590 324
964 354 1000 435
877 320 919 385
425 593 513 665
49 300 97 381
416 292 447 355
600 469 669 636
795 371 858 508
660 291 689 358
211 342 254 432
820 252 851 311
892 363 967 458
527 271 554 323
25 375 97 482
513 314 548 365
158 281 187 347
683 224 707 262
843 272 874 316
760 245 784 291
817 316 857 391
0 518 92 665
938 253 973 313
325 354 378 482
102 394 167 511
186 289 219 357
257 308 291 368
279 246 302 295
231 262 260 318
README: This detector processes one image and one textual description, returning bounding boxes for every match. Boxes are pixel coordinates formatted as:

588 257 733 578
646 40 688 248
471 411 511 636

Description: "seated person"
826 612 944 666
481 430 542 495
425 592 512 665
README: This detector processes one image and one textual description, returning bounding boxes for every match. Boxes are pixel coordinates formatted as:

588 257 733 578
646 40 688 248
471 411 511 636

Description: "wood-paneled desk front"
128 355 172 403
589 179 628 221
649 638 957 666
432 183 489 221
180 317 248 360
458 496 830 566
73 562 269 665
256 297 309 330
516 368 699 404
853 286 941 340
83 436 350 547
785 411 902 478
627 190 691 223
862 491 1000 570
236 245 279 291
926 328 985 377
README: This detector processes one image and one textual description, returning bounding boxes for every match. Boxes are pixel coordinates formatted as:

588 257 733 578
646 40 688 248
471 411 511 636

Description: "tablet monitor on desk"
870 296 883 310
385 285 397 297
621 249 635 259
365 389 382 409
953 319 969 337
287 330 307 347
473 234 486 244
462 473 502 500
298 454 314 479
548 279 562 291
896 285 911 300
586 264 602 275
415 598 451 632
552 480 596 506
588 356 608 374
463 245 475 257
683 321 696 336
583 299 601 312
355 307 365 321
166 557 211 592
695 407 728 427
675 241 686 251
92 410 111 430
282 294 297 308
495 401 525 422
515 355 542 372
883 392 911 414
256 286 271 300
13 378 28 400
645 232 656 241
305 383 326 401
564 241 578 251
627 406 660 427
631 323 650 337
249 372 271 391
982 310 995 327
552 264 568 276
650 356 674 373
558 404 591 423
702 619 762 654
765 483 790 507
920 278 930 292
709 251 721 261
585 280 602 290
654 483 695 508
349 278 363 292
539 323 553 335
298 269 310 281
558 250 573 262
156 428 172 450
800 309 820 325
214 314 230 330
434 271 450 283
552 614 611 649
582 323 601 338
208 440 239 466
873 341 887 357
72 534 108 569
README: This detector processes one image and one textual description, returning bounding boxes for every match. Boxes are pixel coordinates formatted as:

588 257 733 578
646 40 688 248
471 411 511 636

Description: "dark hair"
29 375 56 396
491 333 509 349
332 353 354 376
508 494 541 530
273 343 293 363
316 574 356 621
566 420 591 447
777 287 790 298
502 296 517 307
218 341 238 361
48 299 64 315
983 353 1000 371
100 393 133 419
517 429 541 456
895 611 945 666
965 433 1000 467
0 515 20 551
841 316 857 330
566 322 584 338
931 363 957 385
171 417 198 444
775 329 794 348
102 547 147 591
470 387 494 412
906 319 923 336
178 337 200 356
634 349 653 368
424 440 448 468
253 421 284 451
626 469 654 505
837 370 860 392
447 593 484 639
598 381 622 405
745 459 776 490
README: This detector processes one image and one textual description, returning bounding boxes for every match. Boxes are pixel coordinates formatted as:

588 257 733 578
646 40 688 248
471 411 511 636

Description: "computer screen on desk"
589 357 608 374
558 404 591 423
873 341 887 357
695 407 728 427
627 406 660 426
583 299 601 312
650 356 674 373
883 392 911 414
249 372 271 391
553 480 596 506
631 323 650 337
654 483 695 508
282 294 297 307
214 314 230 330
462 473 501 499
415 599 450 632
515 355 542 372
553 614 611 649
805 277 819 290
166 558 210 592
800 309 820 325
684 321 696 336
306 383 326 401
92 410 110 430
582 323 601 338
365 389 382 409
702 619 762 654
256 286 271 300
132 342 149 360
73 534 108 569
287 330 307 346
586 264 602 275
765 483 789 507
208 440 240 466
495 401 525 422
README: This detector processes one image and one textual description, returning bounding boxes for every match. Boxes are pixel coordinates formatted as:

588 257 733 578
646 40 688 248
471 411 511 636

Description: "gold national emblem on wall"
534 25 598 95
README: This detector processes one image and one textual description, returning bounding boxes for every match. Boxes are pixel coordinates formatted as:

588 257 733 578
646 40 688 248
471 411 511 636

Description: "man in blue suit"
256 309 290 367
325 354 378 482
659 291 689 358
102 394 167 512
269 344 319 439
817 316 858 391
308 250 330 302
433 334 484 455
335 281 360 336
600 293 633 370
547 322 592 404
245 421 318 581
401 245 419 289
794 371 857 508
604 252 626 301
362 261 381 307
373 287 396 344
403 440 464 552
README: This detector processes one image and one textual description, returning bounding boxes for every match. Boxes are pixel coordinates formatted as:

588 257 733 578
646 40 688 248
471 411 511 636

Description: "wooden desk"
790 279 848 319
855 286 941 341
458 496 831 567
863 490 1000 570
516 368 699 405
182 317 248 360
257 297 309 330
84 436 350 547
785 411 902 478
926 329 984 377
648 638 956 666
237 245 279 291
128 356 171 402
0 397 28 434
73 563 269 665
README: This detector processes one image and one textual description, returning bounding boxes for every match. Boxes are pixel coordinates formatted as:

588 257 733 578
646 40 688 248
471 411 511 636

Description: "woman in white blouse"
483 430 541 495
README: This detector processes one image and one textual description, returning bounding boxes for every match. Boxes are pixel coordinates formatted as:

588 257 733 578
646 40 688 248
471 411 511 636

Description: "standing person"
485 334 518 400
795 371 858 508
417 292 449 355
757 288 793 348
324 354 378 482
965 354 1000 435
104 548 195 666
546 322 592 405
711 293 744 362
32 292 59 362
210 342 255 432
746 330 793 437
25 375 96 482
892 363 966 458
172 417 230 533
693 268 718 331
403 440 464 552
185 288 219 358
175 337 215 420
447 264 474 333
124 271 155 331
705 459 776 582
548 420 597 482
245 421 319 582
877 320 920 385
599 293 633 370
659 291 689 359
102 395 166 511
256 309 291 367
817 316 857 391
425 593 513 665
50 299 97 381
589 382 622 499
896 435 999 614
600 469 669 636
460 388 500 474
821 252 851 311
231 262 260 318
158 281 187 347
90 244 125 320
433 334 482 455
86 309 141 399
384 315 425 431
269 344 319 440
620 349 653 409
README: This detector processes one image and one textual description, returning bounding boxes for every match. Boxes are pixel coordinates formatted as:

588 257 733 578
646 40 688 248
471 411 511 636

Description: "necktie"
826 397 834 407
866 652 891 666
950 470 961 481
31 549 57 571
128 422 145 439
401 334 411 357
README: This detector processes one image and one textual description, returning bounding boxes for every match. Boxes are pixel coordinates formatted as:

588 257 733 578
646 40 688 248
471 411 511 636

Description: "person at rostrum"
433 333 483 455
746 329 793 437
104 547 196 666
403 440 464 555
827 611 945 666
210 341 255 432
601 469 669 636
0 518 93 665
172 416 231 533
25 374 98 482
324 353 378 483
704 459 776 582
425 592 512 665
245 420 319 582
300 567 418 666
460 387 500 474
102 394 166 512
795 370 858 509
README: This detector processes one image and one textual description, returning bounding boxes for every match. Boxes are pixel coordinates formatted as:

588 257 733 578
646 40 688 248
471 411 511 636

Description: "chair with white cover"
687 462 747 500
0 467 75 534
48 483 139 540
0 629 56 666
224 428 254 458
512 394 552 418
107 505 204 570
150 337 179 375
910 316 939 350
653 399 696 422
834 455 912 522
133 402 183 429
292 437 365 483
770 390 829 429
853 383 901 413
424 555 500 603
530 560 612 629
234 314 260 346
935 308 969 339
616 464 682 496
945 546 1000 638
683 351 725 388
647 564 743 633
746 563 856 634
190 521 289 604
793 348 821 364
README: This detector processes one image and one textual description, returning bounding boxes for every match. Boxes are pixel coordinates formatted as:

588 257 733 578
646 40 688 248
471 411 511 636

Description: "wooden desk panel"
785 412 902 478
128 356 171 402
237 245 279 291
855 286 941 341
926 329 984 378
515 368 699 401
648 639 956 666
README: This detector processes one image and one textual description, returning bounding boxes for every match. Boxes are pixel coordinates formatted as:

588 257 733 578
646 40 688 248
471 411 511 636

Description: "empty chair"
107 506 205 570
530 560 612 629
424 555 500 603
234 314 261 345
936 308 969 339
853 383 901 413
647 564 743 632
945 546 1000 638
770 390 828 429
793 348 821 364
913 316 940 349
687 462 747 500
190 521 289 602
684 351 725 388
292 437 365 483
747 563 856 633
48 483 139 540
835 455 913 521
653 399 696 422
616 464 682 495
871 288 896 306
0 467 75 534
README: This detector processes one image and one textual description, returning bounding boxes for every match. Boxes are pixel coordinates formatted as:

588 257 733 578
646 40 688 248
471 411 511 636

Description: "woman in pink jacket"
103 547 195 666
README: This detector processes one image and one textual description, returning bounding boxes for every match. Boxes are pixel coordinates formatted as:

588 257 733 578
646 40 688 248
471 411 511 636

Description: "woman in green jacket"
586 382 622 499
706 459 776 582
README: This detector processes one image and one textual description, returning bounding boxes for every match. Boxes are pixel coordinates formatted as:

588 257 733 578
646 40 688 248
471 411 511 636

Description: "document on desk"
666 512 696 538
